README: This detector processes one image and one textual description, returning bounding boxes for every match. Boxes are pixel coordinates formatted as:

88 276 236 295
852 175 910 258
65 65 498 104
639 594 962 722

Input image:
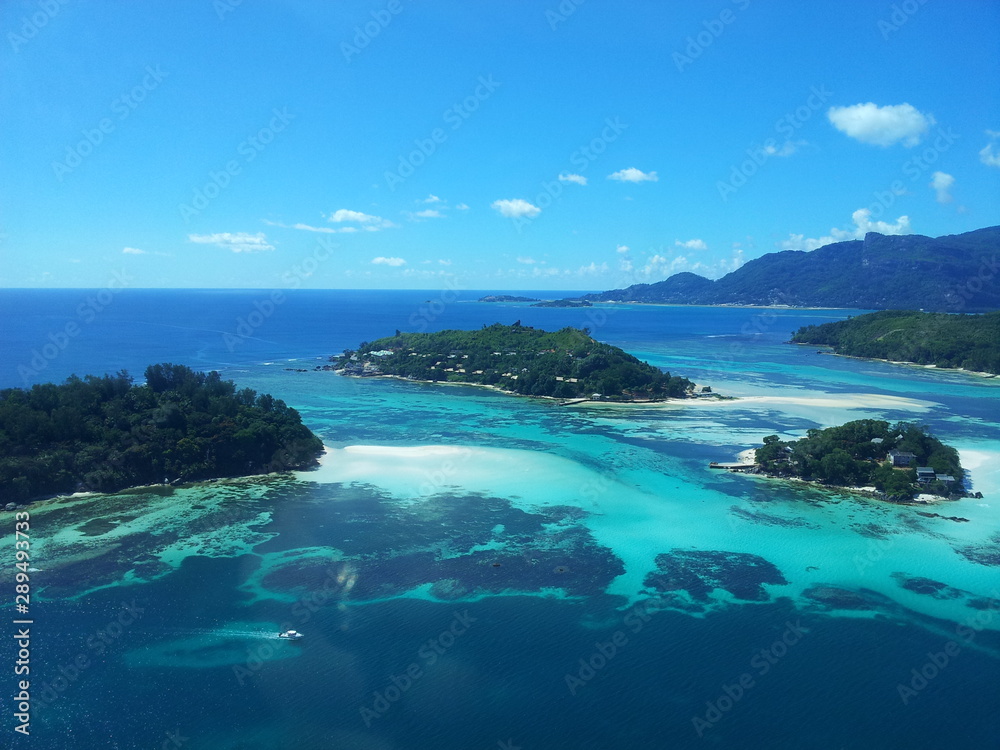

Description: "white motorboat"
278 630 303 640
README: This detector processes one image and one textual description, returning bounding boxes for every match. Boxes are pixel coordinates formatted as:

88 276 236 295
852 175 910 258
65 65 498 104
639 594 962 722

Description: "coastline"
583 301 860 311
338 371 720 405
805 347 999 380
10 447 329 509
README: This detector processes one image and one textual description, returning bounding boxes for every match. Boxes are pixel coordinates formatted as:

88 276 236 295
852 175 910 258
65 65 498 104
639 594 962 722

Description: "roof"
936 475 956 482
889 450 916 457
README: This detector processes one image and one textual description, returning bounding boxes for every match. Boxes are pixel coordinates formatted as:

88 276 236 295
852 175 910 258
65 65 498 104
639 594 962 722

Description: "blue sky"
2 0 998 291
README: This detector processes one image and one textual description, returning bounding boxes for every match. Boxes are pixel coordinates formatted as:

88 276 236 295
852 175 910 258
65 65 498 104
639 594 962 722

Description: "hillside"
585 227 1000 312
791 310 1000 375
0 364 324 502
333 323 695 400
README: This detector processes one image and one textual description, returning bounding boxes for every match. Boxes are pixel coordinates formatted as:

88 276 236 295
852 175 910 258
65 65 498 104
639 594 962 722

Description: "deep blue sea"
2 289 999 750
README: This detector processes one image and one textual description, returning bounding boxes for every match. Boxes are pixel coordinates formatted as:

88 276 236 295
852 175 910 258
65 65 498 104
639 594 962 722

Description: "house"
936 474 956 485
889 450 916 467
870 437 884 445
916 467 936 483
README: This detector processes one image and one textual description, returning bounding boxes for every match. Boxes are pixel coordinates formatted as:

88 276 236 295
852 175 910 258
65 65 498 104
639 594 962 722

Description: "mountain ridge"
584 227 1000 312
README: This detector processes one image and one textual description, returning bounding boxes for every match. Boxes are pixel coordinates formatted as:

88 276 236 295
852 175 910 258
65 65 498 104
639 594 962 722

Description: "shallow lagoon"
7 293 1000 748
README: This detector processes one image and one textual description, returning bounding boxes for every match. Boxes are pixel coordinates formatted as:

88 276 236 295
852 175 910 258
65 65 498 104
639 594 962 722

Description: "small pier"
708 462 756 470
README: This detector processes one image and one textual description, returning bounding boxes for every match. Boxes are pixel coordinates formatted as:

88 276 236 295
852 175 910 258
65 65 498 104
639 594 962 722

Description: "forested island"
0 364 324 503
791 310 1000 375
477 295 540 303
333 323 697 400
752 419 965 501
531 299 593 308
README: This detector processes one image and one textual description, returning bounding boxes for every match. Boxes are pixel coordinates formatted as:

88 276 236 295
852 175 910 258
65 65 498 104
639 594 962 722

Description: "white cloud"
719 247 745 274
930 171 954 203
372 256 406 267
780 208 911 252
608 167 658 183
578 262 609 276
491 198 541 219
455 203 470 210
643 254 670 276
438 259 452 266
328 209 395 229
122 247 146 254
675 238 708 251
827 102 934 147
407 209 444 220
616 244 630 254
516 256 537 265
532 266 561 277
188 232 275 253
421 194 442 204
264 219 340 234
764 140 807 157
979 130 1000 167
558 173 588 186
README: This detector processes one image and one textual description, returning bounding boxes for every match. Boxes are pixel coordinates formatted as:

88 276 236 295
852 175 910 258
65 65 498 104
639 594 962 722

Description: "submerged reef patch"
642 549 788 602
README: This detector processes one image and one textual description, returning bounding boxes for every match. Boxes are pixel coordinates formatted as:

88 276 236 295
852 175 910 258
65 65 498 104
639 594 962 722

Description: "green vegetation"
0 364 324 502
754 419 964 501
334 323 695 400
791 310 1000 375
531 299 592 308
477 295 539 303
585 226 1000 312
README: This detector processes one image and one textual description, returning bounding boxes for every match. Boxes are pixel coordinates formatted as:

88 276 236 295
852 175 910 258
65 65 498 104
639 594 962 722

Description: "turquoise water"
3 291 1000 748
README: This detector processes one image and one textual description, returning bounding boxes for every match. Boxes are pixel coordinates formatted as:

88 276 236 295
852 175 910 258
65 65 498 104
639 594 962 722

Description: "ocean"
3 289 999 749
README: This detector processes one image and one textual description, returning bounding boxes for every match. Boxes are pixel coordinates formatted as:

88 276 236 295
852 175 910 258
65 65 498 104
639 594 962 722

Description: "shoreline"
339 371 723 405
803 346 999 380
8 449 328 510
577 301 862 311
728 448 970 507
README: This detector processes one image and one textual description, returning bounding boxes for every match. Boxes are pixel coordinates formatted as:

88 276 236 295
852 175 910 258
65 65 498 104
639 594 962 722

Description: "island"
746 419 966 502
791 310 1000 376
531 298 593 308
332 322 698 401
0 364 324 503
477 295 540 303
581 227 1000 312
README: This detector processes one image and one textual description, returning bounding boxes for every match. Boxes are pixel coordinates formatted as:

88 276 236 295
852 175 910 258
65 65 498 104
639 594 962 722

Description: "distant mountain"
584 227 1000 312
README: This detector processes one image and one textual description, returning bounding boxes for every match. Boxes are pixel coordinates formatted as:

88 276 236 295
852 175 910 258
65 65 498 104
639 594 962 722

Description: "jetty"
708 462 756 471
